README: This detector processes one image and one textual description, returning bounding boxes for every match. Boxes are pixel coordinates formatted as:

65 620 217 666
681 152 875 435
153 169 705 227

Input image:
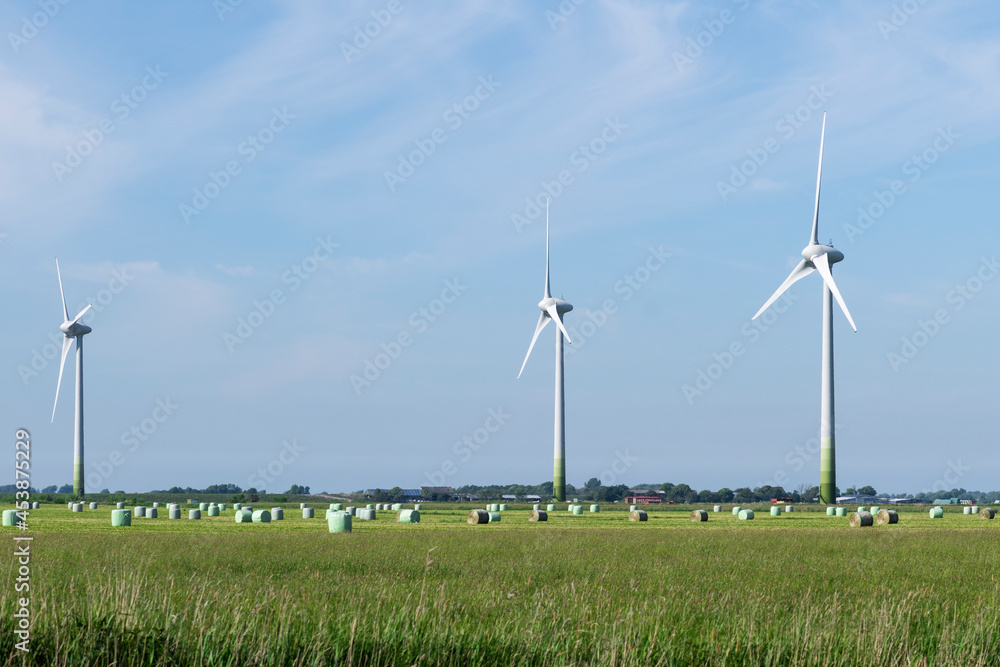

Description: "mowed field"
3 503 1000 666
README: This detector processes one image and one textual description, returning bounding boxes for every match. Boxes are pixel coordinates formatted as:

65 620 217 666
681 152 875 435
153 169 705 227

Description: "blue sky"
3 0 998 496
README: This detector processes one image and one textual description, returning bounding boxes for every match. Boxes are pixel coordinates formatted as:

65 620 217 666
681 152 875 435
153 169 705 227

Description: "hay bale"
72 503 82 512
630 505 638 511
690 510 708 522
271 507 283 520
199 503 209 511
529 510 547 522
572 505 583 515
208 505 220 517
963 506 972 515
134 506 145 518
147 508 158 519
302 508 315 519
849 511 874 527
971 505 980 513
713 505 721 512
366 504 374 510
328 512 351 533
331 503 343 511
218 503 226 511
546 504 556 511
826 507 836 516
152 502 159 508
233 503 242 510
397 509 420 523
89 502 98 510
391 503 403 511
731 506 742 516
499 504 508 511
857 507 866 513
868 506 879 514
31 502 39 509
738 509 754 520
629 510 647 522
467 510 489 524
835 508 847 517
300 503 307 509
346 506 356 516
116 502 125 509
111 510 131 526
487 511 502 523
770 506 781 517
243 506 253 513
2 510 17 526
188 509 201 520
876 509 898 525
414 504 422 510
532 504 541 511
357 508 376 520
67 502 73 509
590 504 600 513
235 510 253 523
252 510 271 523
979 508 995 519
929 506 944 519
169 508 181 519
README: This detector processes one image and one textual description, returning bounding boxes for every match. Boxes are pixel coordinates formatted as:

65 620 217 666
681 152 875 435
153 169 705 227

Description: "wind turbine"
752 113 856 506
517 200 573 502
51 259 93 497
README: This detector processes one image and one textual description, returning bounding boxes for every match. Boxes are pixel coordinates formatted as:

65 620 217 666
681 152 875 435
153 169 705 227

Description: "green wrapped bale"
835 508 847 517
487 511 501 523
168 508 181 519
271 507 283 520
963 506 972 515
630 505 638 512
391 503 403 511
111 510 131 526
302 508 314 519
252 510 271 523
234 503 242 510
208 505 220 517
532 504 541 511
414 504 422 510
2 510 17 526
826 507 836 516
188 509 201 520
786 505 794 512
134 506 145 518
738 509 754 520
572 505 583 515
930 506 944 519
713 505 721 512
328 512 351 533
72 503 82 512
869 506 879 514
199 503 209 511
116 502 125 510
219 504 226 511
770 506 781 517
330 503 343 510
147 508 158 519
499 504 508 511
397 509 420 523
590 504 600 513
546 504 556 511
345 507 356 516
89 502 98 510
731 506 742 516
366 504 373 510
235 510 253 523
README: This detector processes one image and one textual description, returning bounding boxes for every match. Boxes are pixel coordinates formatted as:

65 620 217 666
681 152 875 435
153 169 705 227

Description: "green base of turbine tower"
553 456 565 502
819 438 835 505
74 459 84 497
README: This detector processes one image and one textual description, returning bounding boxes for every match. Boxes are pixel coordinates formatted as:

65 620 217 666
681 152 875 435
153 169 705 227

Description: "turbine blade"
517 312 551 378
545 303 572 343
56 258 69 321
813 252 857 331
70 304 92 325
51 336 74 422
753 259 815 320
544 198 551 299
810 112 826 245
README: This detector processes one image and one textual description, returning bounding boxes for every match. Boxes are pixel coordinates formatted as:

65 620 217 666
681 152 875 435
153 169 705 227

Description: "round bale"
331 503 343 511
72 503 82 512
738 509 755 521
713 505 721 512
89 502 98 510
930 506 944 519
134 506 145 518
199 503 209 511
963 506 972 515
849 511 874 527
529 510 547 522
346 507 356 516
876 509 898 525
233 503 242 511
590 504 601 513
629 510 647 522
971 505 980 514
770 506 781 517
691 510 708 522
300 503 307 509
397 509 420 523
302 508 314 519
31 502 39 509
487 511 502 523
328 512 351 533
366 504 374 510
168 508 181 519
235 510 253 523
392 503 403 511
111 509 131 526
2 510 17 526
499 504 508 511
857 507 866 513
572 505 583 515
467 509 489 524
732 506 742 516
414 504 422 510
835 508 847 517
208 505 220 517
979 508 995 520
147 508 158 519
252 510 271 523
547 504 556 511
271 507 283 520
188 509 201 520
116 502 126 510
532 504 541 511
630 505 638 512
826 507 836 516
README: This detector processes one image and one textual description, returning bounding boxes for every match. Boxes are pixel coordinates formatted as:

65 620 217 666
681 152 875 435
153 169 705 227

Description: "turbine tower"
51 259 93 497
517 200 573 502
752 113 856 506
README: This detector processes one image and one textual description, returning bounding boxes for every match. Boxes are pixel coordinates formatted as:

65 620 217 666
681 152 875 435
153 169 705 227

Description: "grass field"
3 502 999 666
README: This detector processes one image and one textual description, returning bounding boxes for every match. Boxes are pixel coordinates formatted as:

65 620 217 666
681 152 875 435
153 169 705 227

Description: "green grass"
2 503 999 666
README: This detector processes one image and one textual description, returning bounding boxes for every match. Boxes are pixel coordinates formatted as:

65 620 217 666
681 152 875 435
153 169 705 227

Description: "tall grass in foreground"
2 513 999 665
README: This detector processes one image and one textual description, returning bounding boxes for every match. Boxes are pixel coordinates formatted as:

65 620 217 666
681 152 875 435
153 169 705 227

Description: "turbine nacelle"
802 243 844 266
539 296 573 316
60 320 92 337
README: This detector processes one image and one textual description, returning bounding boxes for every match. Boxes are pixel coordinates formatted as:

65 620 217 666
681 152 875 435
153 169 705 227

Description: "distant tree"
389 487 404 502
248 493 259 503
858 485 877 497
100 488 110 494
844 487 856 494
231 493 246 503
734 487 753 504
273 496 287 503
697 490 714 503
57 484 73 494
660 482 675 496
585 477 601 489
716 488 734 502
670 484 692 503
42 485 58 493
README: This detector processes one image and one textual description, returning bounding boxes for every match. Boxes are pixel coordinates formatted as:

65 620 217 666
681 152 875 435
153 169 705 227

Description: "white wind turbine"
517 200 573 502
51 259 93 497
753 113 856 506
